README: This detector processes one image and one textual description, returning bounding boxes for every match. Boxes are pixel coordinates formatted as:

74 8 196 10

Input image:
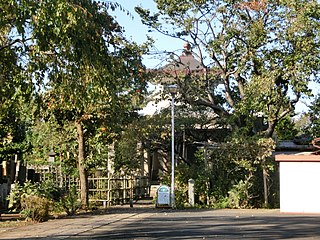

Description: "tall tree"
305 96 320 139
23 0 148 208
0 0 34 159
136 0 320 137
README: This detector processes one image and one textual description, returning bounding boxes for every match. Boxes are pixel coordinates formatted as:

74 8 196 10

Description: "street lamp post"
48 149 56 163
167 85 178 209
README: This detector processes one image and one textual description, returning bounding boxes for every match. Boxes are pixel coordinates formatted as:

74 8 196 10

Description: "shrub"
58 185 79 215
227 179 253 208
7 181 40 211
8 180 80 220
21 195 51 222
174 187 188 209
210 196 229 209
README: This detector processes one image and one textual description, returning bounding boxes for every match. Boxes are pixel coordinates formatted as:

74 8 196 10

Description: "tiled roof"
162 50 205 73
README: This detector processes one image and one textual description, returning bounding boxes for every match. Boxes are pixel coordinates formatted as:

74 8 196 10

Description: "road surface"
1 204 320 239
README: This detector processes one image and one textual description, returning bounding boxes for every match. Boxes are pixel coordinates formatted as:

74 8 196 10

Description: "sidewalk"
0 199 155 239
0 211 154 239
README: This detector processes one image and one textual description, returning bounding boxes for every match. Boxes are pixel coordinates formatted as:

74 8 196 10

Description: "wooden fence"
28 165 150 208
88 176 149 208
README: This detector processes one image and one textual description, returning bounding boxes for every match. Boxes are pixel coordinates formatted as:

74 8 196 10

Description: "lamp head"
48 149 56 163
166 84 178 96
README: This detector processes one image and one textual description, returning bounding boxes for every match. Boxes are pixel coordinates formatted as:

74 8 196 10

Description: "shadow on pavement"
2 204 320 239
73 212 320 239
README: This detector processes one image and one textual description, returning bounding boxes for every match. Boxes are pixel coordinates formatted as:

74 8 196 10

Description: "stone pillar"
188 179 195 207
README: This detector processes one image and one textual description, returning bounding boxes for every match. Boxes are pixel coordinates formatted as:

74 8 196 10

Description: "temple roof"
162 42 205 73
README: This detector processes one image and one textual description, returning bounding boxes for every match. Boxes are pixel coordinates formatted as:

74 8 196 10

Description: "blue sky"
111 1 185 68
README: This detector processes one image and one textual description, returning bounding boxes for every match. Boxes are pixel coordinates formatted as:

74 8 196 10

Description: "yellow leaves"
3 133 13 144
67 11 76 25
256 137 275 161
247 74 272 94
237 0 267 12
32 14 38 24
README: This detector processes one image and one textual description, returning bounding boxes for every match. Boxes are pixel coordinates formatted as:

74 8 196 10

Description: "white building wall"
280 161 320 213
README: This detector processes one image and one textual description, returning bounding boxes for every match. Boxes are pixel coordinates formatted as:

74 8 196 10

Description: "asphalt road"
1 205 320 239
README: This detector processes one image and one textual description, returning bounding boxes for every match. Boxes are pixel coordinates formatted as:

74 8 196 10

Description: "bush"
174 187 188 209
7 181 40 211
210 196 229 209
227 179 252 208
58 185 79 215
21 195 51 222
8 180 80 220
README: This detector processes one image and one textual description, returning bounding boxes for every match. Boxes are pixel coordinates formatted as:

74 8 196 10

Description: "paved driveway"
1 206 320 239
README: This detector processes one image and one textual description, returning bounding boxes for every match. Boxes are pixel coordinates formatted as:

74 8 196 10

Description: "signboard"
156 185 170 207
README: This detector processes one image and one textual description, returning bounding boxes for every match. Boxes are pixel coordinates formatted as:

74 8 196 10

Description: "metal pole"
171 93 175 209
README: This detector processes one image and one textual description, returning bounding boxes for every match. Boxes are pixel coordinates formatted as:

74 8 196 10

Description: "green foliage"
1 0 152 208
174 186 188 209
8 181 38 211
210 196 229 209
0 0 152 206
58 185 79 216
8 180 80 220
8 180 60 210
227 179 252 209
7 181 53 222
208 137 276 208
306 96 320 138
114 123 141 174
172 150 212 208
294 113 311 136
170 136 276 209
275 116 299 140
25 120 76 165
0 0 36 159
7 183 23 210
0 47 32 158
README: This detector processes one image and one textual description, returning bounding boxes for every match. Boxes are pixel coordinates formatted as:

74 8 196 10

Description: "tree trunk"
265 119 278 138
76 121 89 209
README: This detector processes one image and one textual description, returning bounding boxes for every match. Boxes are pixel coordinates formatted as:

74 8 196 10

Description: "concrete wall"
278 157 320 213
